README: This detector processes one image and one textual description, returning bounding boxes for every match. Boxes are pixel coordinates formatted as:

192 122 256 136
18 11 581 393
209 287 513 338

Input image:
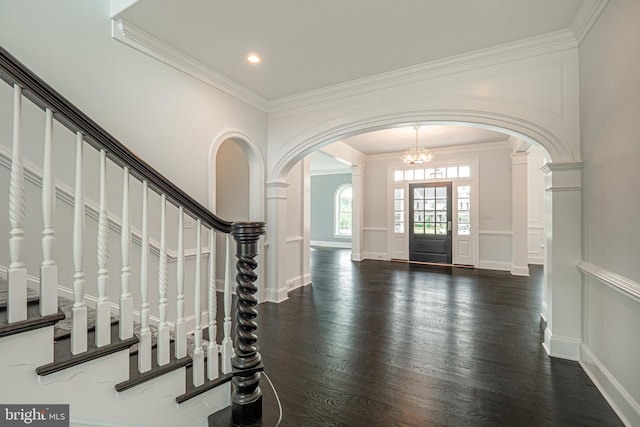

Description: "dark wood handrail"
0 45 232 234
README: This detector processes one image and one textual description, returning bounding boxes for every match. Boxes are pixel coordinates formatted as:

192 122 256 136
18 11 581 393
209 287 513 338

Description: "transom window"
335 184 352 236
394 164 471 182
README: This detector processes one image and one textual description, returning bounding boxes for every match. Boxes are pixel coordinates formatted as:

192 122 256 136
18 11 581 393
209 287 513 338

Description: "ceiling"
115 0 593 160
116 0 586 101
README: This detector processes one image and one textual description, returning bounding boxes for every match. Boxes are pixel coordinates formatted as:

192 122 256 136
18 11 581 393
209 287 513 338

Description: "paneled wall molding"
0 144 209 262
571 0 611 44
286 236 304 244
363 227 388 232
578 261 640 304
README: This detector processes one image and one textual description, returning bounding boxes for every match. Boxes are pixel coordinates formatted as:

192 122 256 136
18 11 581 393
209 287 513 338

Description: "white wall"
0 0 267 207
579 1 640 425
284 160 310 291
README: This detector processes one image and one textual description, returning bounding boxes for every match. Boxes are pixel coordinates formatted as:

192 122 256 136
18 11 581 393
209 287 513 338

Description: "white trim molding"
112 19 267 110
310 240 352 249
580 344 639 427
578 261 640 304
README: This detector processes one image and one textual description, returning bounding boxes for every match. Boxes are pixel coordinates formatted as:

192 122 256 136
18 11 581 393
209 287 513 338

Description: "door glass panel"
425 200 436 210
436 199 447 210
414 211 423 222
458 224 470 235
458 186 470 198
414 199 424 210
414 223 425 234
436 223 447 235
436 187 446 198
394 188 404 198
395 222 404 233
425 187 435 198
395 212 405 222
436 212 447 222
458 199 470 210
395 200 403 210
414 188 424 199
424 223 435 234
425 213 435 222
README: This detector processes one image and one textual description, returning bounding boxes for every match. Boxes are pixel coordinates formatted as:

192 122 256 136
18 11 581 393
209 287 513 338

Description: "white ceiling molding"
111 1 608 114
319 141 366 167
111 19 268 111
267 30 578 113
570 0 610 44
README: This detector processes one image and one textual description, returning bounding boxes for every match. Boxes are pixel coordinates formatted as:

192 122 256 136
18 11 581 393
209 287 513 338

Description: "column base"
232 395 262 427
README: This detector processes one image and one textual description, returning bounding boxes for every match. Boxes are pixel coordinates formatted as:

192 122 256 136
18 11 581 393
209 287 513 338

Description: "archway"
267 113 582 362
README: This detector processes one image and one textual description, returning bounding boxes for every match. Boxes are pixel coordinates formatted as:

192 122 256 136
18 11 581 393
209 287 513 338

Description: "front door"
409 182 452 263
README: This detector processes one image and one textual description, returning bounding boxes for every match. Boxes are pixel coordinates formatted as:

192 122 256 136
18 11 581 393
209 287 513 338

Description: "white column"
302 158 312 287
207 228 219 380
175 207 187 359
192 219 205 386
541 162 582 361
221 233 233 375
157 194 170 366
119 167 133 339
351 164 365 262
96 150 111 347
265 180 290 302
8 84 27 323
138 181 151 372
71 132 87 354
40 108 58 316
510 152 529 276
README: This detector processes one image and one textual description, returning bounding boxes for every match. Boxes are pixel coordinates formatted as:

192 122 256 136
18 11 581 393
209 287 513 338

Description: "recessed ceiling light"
247 53 261 64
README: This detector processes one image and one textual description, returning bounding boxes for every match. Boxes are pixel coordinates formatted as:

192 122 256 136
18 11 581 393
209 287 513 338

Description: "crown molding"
111 19 268 111
267 29 578 113
570 0 610 45
112 2 608 115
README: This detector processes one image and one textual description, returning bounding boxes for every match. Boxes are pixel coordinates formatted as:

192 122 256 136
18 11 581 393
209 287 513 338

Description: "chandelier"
402 126 433 164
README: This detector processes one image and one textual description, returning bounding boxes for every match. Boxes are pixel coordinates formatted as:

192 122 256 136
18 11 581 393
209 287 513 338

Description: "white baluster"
71 132 87 354
8 85 27 323
40 108 57 316
192 219 205 387
175 207 187 359
157 194 170 366
96 150 111 347
138 181 151 373
119 167 133 339
221 233 233 374
207 228 219 380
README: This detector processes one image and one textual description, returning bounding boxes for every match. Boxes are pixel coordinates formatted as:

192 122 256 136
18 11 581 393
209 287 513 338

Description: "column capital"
541 161 582 192
266 180 289 199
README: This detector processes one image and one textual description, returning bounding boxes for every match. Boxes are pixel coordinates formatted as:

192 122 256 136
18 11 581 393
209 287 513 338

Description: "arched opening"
268 115 581 360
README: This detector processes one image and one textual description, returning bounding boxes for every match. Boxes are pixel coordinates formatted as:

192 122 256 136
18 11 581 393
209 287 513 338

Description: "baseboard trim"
543 329 580 361
265 286 289 304
362 252 390 261
511 265 530 276
580 343 639 427
540 300 548 322
310 240 352 249
478 260 511 271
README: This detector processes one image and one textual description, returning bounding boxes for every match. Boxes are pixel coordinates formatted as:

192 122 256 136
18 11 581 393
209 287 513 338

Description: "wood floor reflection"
257 247 622 426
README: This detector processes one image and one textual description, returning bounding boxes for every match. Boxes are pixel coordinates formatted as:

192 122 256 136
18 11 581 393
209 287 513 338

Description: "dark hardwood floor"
256 247 623 427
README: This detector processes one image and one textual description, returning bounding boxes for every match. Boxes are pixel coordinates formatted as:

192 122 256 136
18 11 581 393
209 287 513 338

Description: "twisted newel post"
231 221 267 427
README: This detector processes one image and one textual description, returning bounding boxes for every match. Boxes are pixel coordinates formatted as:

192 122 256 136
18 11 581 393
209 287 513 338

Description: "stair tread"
177 357 232 405
0 306 65 338
36 322 138 376
116 343 191 392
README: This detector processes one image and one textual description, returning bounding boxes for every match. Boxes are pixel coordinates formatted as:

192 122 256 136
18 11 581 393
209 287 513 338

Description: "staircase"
0 45 266 427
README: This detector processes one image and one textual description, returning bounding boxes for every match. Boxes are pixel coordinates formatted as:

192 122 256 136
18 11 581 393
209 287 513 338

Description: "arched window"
334 184 352 236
